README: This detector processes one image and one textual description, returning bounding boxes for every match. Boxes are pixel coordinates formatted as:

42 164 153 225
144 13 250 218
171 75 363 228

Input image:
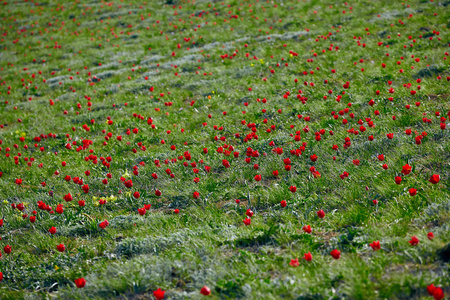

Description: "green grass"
0 0 449 299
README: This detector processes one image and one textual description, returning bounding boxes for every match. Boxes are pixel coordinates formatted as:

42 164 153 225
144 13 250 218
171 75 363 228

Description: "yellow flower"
259 59 264 64
207 95 211 99
54 265 59 271
122 170 131 179
289 53 293 58
251 63 254 67
3 200 8 205
20 132 26 137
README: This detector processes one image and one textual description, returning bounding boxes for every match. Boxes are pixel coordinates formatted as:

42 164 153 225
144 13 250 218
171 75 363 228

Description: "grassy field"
0 0 449 299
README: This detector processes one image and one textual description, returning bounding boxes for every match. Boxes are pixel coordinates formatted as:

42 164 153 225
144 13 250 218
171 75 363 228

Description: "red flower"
153 288 165 300
74 278 86 288
429 174 440 184
409 188 417 196
49 227 57 235
289 258 299 267
138 208 146 216
427 232 434 240
246 209 254 217
243 218 251 226
280 200 287 208
303 252 313 261
401 164 412 175
317 210 325 219
330 249 341 259
63 193 73 202
133 191 140 199
302 225 312 233
427 284 436 295
395 176 402 185
4 245 11 254
0 272 2 282
57 243 65 252
289 186 297 193
193 191 200 199
369 240 381 251
254 174 262 181
174 209 180 214
200 286 211 296
433 287 444 300
408 235 419 246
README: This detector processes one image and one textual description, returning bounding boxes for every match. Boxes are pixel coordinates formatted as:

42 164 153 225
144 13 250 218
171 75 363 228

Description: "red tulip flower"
369 240 381 251
427 232 434 240
153 288 165 300
408 236 419 246
280 200 287 208
317 210 325 219
74 278 86 288
302 225 312 233
57 243 65 252
330 249 341 259
289 258 300 267
4 245 11 254
429 174 440 184
200 286 211 296
243 218 251 226
303 252 313 261
401 164 412 175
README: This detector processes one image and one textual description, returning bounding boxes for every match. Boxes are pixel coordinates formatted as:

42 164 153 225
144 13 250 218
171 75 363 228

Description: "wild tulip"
0 272 2 281
254 174 262 181
74 278 86 288
330 249 341 259
369 241 381 251
317 210 325 219
246 209 254 217
409 236 419 246
409 188 417 196
429 174 440 184
200 286 211 296
402 164 412 175
395 176 402 184
243 218 251 226
193 191 200 199
302 225 312 233
303 252 313 261
289 186 297 193
153 288 165 300
280 200 287 207
49 227 57 235
289 258 300 267
427 284 436 296
427 232 434 240
432 287 444 300
57 243 65 252
4 246 11 254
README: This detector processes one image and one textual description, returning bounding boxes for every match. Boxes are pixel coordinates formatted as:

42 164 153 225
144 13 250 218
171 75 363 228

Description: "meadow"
0 0 449 299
